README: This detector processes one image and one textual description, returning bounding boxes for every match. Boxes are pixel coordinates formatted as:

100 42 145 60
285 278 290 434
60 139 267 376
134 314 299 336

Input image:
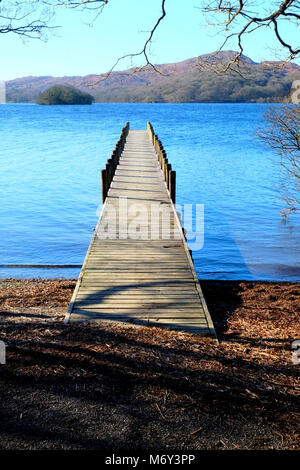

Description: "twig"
155 402 167 421
189 426 203 436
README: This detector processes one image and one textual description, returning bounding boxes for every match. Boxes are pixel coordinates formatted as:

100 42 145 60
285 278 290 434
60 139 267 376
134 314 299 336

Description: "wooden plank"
84 267 193 272
76 295 200 300
71 309 207 318
79 280 197 285
65 127 216 338
76 301 202 306
76 288 198 292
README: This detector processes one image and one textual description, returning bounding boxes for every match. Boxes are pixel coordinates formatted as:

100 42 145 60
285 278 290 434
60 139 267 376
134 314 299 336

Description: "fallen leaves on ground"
0 279 299 450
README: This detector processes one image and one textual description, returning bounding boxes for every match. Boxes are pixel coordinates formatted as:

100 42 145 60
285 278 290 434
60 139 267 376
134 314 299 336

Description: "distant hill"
37 85 94 105
6 51 300 103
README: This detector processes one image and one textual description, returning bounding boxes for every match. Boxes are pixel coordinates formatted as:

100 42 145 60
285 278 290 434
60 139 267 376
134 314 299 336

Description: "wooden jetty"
65 122 216 336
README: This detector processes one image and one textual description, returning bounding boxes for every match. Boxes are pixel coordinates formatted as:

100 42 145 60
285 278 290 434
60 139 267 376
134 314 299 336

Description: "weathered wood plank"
76 295 200 300
74 300 206 307
71 309 207 319
65 127 216 338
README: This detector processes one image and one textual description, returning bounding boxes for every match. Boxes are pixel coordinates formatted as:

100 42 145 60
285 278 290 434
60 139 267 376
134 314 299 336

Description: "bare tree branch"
201 0 300 73
0 0 299 77
258 103 300 215
98 0 168 81
0 0 108 39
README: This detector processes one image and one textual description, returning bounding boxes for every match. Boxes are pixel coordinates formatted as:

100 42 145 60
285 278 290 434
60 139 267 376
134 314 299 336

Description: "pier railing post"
100 122 130 204
148 122 176 204
170 170 176 204
109 157 114 181
106 160 112 188
159 148 164 169
155 135 159 154
101 169 107 203
160 147 166 170
112 150 117 172
158 140 163 161
166 163 172 189
163 157 168 183
115 141 121 163
147 122 154 144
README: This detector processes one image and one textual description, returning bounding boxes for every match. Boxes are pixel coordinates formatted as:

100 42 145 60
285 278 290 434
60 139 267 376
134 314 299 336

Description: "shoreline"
1 277 299 282
0 278 299 450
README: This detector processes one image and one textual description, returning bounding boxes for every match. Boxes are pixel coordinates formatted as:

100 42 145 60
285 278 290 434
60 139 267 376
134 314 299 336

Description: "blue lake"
0 103 299 280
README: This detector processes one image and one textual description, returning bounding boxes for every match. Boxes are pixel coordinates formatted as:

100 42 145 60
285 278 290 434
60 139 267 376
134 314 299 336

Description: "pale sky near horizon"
0 0 299 81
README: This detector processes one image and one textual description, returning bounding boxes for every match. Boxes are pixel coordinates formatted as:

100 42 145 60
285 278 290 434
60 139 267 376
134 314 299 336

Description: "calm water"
0 103 299 280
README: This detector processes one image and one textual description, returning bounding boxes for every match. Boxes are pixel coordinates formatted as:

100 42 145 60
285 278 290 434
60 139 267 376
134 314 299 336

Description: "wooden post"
161 149 166 169
158 140 163 159
148 123 176 202
105 162 110 187
166 163 171 189
100 121 130 204
154 135 158 154
115 145 119 164
115 141 121 162
170 170 176 204
101 169 107 203
108 158 114 183
106 160 111 188
163 157 168 183
161 156 165 178
147 121 151 135
148 122 154 144
112 150 117 172
150 127 154 145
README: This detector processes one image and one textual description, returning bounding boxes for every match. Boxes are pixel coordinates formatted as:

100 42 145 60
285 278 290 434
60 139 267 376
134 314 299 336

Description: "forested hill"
6 51 300 103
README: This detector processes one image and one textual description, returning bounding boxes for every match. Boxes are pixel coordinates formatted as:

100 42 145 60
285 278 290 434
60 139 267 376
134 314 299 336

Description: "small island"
37 85 94 105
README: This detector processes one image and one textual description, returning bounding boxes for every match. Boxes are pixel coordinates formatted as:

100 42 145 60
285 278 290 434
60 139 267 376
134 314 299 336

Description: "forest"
6 54 300 103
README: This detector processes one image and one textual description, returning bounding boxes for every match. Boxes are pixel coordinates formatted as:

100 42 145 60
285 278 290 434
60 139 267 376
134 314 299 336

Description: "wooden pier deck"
65 123 216 336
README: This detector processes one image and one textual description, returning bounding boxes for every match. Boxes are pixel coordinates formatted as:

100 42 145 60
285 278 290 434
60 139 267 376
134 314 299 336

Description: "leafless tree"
0 1 51 39
0 0 107 39
2 1 300 214
258 102 300 215
1 1 299 73
201 0 300 72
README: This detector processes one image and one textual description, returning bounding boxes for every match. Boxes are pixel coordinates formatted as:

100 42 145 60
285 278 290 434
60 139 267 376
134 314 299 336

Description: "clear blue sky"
0 0 298 81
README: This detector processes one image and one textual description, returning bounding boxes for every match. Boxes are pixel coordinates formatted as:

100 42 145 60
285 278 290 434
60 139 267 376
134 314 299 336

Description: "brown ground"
0 279 299 450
